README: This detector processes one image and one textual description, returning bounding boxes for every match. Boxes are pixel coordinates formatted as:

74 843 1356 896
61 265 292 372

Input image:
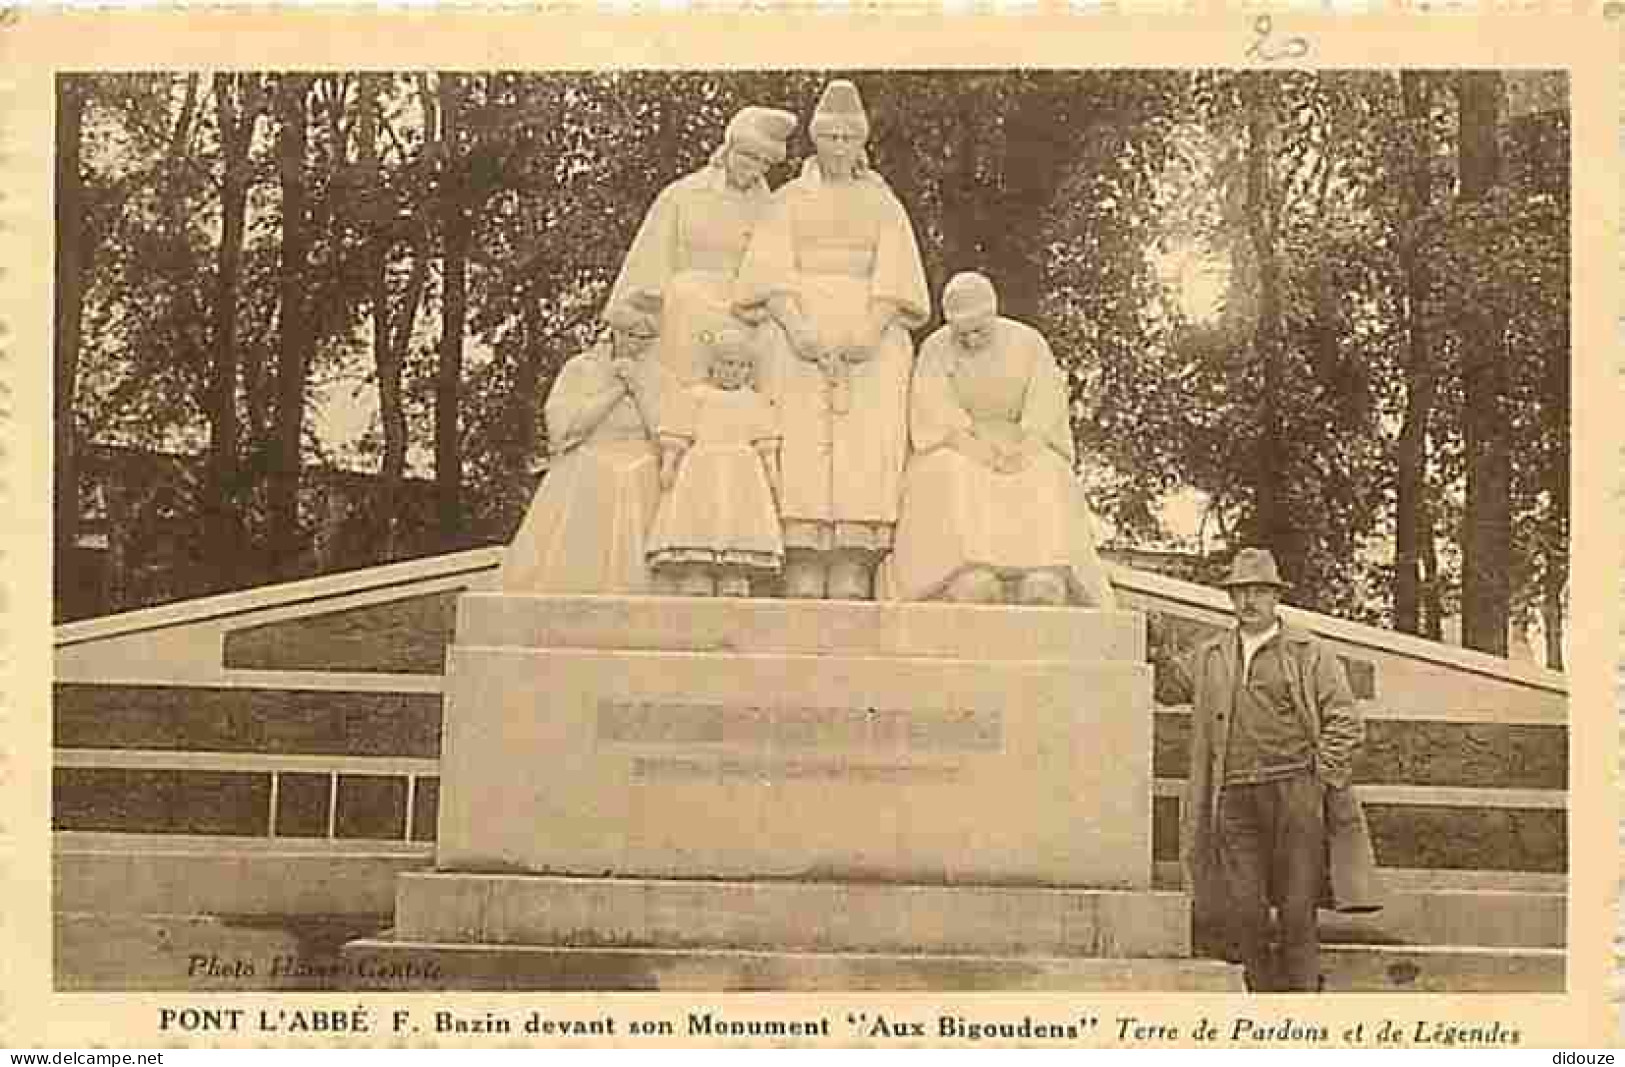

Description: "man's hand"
1315 758 1352 791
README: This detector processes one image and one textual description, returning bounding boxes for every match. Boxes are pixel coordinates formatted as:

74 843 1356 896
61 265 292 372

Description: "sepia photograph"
5 10 1619 1048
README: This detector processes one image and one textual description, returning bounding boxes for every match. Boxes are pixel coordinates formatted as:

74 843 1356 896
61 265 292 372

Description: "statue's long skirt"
886 445 1117 608
498 438 662 595
757 272 911 554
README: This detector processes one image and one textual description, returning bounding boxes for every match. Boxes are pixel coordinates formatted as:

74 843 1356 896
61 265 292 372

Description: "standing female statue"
886 272 1118 608
497 296 671 594
736 79 930 600
607 105 799 386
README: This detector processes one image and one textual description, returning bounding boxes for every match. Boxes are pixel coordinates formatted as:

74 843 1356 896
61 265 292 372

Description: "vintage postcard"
0 6 1619 1049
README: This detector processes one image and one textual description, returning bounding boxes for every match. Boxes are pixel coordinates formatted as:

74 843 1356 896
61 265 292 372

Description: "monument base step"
395 871 1190 958
1318 889 1566 951
342 938 1244 992
1321 944 1565 993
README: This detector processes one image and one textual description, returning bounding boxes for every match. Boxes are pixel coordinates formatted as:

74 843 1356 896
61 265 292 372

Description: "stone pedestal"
435 595 1152 889
374 594 1230 990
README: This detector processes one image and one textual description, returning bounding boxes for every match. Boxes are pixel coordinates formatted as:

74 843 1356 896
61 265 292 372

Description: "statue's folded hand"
840 330 884 364
999 434 1039 473
789 325 825 363
951 430 1001 471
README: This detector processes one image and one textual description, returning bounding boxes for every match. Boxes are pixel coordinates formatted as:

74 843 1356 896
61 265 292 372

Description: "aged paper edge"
0 7 1618 1049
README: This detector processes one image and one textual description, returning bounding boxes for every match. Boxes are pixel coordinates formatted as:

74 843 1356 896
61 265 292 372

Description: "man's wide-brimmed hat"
1217 547 1289 589
810 79 870 139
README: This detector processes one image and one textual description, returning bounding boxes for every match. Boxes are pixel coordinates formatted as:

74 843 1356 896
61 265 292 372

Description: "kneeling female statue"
497 295 670 595
886 272 1117 608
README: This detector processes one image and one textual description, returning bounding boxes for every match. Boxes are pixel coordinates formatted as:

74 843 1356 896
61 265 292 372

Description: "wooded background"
52 70 1569 666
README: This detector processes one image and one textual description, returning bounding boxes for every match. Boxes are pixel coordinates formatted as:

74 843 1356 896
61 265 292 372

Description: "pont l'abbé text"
257 1008 371 1034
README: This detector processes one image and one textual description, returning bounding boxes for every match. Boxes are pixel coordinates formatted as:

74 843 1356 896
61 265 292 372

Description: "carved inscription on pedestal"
626 756 965 784
596 700 1003 785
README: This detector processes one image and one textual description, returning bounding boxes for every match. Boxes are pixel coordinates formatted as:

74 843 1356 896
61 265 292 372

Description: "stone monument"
348 592 1237 990
348 81 1238 991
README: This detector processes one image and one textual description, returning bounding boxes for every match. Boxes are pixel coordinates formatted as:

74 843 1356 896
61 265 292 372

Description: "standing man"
1182 547 1378 992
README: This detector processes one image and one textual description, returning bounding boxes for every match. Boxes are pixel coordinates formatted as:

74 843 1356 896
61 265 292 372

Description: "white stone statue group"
498 80 1117 608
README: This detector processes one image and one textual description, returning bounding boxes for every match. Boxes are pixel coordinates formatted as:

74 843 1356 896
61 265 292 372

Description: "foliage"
56 69 1571 664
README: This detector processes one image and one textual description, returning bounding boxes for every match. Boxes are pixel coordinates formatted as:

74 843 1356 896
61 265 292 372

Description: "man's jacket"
1180 622 1384 953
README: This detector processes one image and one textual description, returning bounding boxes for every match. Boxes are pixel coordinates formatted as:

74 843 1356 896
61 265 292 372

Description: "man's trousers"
1215 771 1326 992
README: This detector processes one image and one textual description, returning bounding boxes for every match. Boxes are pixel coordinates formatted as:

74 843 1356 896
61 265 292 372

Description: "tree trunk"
654 75 683 177
510 296 547 523
1540 558 1565 670
1540 309 1570 671
1242 75 1294 581
1393 377 1429 636
53 76 88 621
1393 71 1436 635
364 77 425 558
359 76 404 561
169 74 200 164
152 74 201 233
370 241 425 562
1419 493 1444 640
1456 71 1511 655
104 479 132 614
435 74 469 550
202 74 258 593
986 80 1071 325
270 74 314 580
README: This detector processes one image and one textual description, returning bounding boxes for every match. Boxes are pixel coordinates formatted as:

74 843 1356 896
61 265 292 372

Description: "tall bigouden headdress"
942 271 998 323
723 106 798 164
809 79 870 140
